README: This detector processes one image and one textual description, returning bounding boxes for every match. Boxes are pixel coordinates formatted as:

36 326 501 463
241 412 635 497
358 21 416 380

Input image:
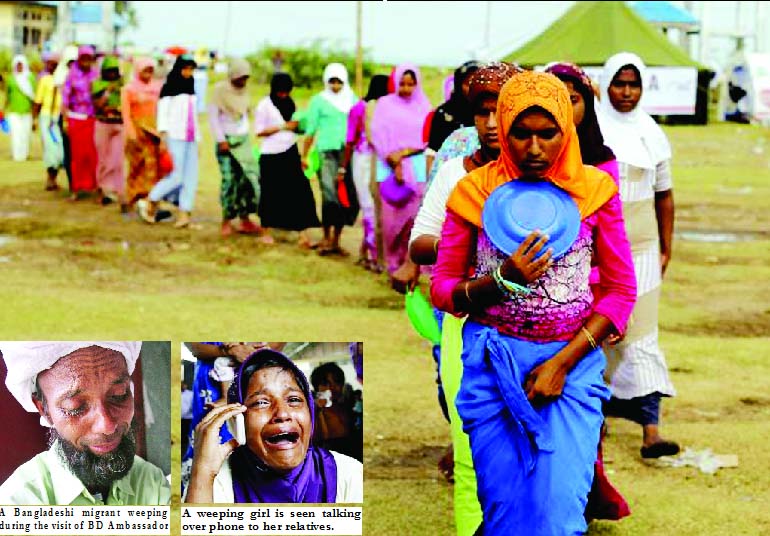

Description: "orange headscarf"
447 70 618 227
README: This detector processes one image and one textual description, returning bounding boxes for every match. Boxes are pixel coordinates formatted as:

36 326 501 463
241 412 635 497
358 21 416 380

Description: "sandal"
640 440 680 459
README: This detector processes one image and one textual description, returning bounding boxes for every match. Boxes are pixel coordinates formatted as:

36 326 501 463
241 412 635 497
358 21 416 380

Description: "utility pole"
484 1 492 54
222 0 233 58
355 1 363 97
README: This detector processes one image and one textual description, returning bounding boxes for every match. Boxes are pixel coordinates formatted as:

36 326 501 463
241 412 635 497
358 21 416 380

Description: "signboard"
70 3 103 24
582 66 698 116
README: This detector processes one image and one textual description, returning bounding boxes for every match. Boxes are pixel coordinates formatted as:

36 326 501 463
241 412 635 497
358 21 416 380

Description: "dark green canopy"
503 1 705 68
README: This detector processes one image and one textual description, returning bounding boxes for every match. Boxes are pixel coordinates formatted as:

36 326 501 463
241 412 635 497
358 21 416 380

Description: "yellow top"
34 74 62 118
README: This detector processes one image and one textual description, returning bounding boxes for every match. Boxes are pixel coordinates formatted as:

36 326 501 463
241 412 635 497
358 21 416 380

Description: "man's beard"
50 424 136 491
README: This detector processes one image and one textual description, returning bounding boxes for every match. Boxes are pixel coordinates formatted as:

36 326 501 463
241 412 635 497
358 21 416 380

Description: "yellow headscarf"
447 70 618 226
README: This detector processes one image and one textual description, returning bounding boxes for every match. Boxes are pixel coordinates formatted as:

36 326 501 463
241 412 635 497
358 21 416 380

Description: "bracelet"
491 266 510 297
493 266 532 297
464 281 472 303
581 326 598 350
337 166 346 174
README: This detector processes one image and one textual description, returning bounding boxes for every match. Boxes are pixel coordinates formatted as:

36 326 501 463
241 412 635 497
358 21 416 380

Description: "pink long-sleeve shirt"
431 190 636 341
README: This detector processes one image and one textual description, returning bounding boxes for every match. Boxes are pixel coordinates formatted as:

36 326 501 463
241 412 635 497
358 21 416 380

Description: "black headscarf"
545 62 615 166
159 54 197 98
364 74 390 101
427 60 481 152
269 72 296 121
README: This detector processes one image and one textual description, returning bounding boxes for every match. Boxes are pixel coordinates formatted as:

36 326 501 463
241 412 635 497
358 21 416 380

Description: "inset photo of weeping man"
0 342 171 505
181 342 363 504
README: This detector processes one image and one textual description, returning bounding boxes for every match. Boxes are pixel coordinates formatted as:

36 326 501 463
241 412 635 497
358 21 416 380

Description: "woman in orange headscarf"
431 71 636 535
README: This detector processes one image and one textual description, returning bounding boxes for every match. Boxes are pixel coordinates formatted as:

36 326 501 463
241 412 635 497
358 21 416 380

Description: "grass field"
0 78 769 535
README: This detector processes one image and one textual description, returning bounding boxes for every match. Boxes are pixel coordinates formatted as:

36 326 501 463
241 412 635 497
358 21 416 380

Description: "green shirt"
304 93 356 152
5 73 36 114
0 445 170 505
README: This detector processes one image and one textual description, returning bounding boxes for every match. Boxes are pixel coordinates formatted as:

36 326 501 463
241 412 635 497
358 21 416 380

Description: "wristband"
337 166 346 174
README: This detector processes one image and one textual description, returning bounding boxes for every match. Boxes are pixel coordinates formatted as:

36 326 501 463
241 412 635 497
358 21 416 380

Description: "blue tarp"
632 1 698 25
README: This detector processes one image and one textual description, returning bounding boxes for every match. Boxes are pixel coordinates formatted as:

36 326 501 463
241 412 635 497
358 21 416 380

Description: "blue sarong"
456 321 611 536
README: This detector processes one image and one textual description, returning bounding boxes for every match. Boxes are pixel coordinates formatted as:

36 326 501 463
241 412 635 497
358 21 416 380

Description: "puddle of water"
0 211 31 219
0 235 15 247
677 231 762 243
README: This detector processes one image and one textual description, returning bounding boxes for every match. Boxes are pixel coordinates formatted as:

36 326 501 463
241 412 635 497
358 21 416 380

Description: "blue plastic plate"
481 180 580 260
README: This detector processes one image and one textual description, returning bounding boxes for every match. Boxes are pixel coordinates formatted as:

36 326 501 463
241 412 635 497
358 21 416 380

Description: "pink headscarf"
124 57 162 100
78 45 96 58
370 63 432 161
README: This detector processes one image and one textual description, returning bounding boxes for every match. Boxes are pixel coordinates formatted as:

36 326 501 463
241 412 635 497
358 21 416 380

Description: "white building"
0 1 58 53
53 1 127 51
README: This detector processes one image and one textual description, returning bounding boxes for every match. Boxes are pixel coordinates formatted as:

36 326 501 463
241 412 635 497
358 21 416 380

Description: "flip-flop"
641 441 680 459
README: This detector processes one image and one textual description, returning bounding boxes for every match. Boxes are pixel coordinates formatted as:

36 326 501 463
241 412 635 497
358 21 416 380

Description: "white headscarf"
597 52 671 170
0 342 142 425
12 55 35 101
53 45 79 87
320 63 356 114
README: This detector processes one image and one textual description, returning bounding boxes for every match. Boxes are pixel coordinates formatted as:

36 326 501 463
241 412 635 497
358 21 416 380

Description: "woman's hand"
501 230 553 285
386 150 403 169
393 160 404 185
391 259 420 294
190 403 244 482
524 358 567 405
225 342 265 363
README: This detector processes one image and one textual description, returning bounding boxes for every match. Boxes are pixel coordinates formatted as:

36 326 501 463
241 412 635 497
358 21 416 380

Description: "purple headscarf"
442 74 454 102
226 349 338 503
62 46 98 116
370 63 432 166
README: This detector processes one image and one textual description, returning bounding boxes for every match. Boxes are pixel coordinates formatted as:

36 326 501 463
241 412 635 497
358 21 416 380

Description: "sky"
122 1 769 70
123 1 572 66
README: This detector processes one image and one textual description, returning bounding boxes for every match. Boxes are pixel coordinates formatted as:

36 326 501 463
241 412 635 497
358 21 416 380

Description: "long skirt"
216 134 260 220
377 154 426 275
94 121 125 197
319 149 358 228
125 127 160 206
68 116 98 193
352 150 376 260
39 113 64 170
457 321 610 535
258 144 320 230
8 112 32 162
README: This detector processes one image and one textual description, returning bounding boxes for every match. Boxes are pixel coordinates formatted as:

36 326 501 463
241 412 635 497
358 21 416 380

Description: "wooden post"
355 1 363 96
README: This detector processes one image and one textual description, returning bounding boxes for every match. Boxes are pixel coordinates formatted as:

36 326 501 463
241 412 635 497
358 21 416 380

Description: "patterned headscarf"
447 70 618 225
467 61 524 109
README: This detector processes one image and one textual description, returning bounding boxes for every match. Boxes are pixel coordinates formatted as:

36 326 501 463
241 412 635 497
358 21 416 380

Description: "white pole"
222 0 233 58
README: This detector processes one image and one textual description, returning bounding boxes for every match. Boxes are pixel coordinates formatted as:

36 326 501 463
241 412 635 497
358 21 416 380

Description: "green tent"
503 1 704 69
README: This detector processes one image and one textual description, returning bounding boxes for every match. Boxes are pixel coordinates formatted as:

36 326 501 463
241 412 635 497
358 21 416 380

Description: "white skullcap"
0 342 142 414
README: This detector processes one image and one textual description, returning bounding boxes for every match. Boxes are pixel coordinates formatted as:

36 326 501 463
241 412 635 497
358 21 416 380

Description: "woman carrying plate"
370 63 432 292
431 71 636 535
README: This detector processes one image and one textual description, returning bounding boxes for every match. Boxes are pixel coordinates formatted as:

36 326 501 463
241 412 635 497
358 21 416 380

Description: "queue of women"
3 45 680 532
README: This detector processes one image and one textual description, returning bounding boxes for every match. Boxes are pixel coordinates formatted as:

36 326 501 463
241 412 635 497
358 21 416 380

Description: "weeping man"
0 342 170 505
